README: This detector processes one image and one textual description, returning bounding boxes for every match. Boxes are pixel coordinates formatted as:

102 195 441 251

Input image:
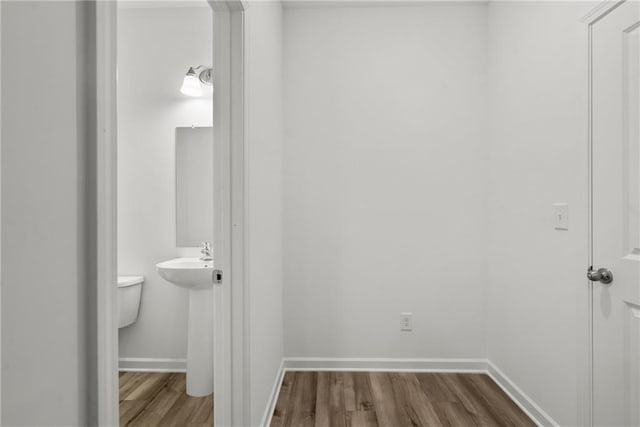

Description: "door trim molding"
582 0 626 25
208 1 250 425
584 2 627 426
95 2 118 425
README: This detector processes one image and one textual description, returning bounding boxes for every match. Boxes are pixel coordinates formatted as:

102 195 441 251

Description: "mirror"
175 127 213 247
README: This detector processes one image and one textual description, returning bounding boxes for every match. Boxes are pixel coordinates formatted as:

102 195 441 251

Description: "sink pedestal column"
186 288 214 396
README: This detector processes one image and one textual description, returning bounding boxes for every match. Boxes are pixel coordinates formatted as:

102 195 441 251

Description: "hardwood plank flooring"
270 372 536 427
119 372 213 426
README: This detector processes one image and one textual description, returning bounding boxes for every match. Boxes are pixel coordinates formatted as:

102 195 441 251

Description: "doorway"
95 1 247 425
116 2 214 423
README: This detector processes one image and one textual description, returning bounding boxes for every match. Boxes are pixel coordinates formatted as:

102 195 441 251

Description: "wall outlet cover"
400 312 413 331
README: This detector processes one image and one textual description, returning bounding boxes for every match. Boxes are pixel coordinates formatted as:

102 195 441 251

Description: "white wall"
245 2 285 425
117 5 212 362
486 2 592 425
1 1 95 424
283 4 489 359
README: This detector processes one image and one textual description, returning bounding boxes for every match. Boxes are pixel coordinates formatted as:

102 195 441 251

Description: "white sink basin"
156 257 213 290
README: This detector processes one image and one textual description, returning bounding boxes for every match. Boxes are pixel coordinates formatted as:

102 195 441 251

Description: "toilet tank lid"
117 275 144 288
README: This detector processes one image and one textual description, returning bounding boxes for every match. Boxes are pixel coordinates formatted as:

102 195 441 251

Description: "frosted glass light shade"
181 74 202 97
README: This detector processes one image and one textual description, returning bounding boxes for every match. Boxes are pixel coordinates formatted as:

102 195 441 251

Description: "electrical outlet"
400 312 413 331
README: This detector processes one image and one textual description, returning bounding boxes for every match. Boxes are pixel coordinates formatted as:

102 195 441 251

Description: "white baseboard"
260 359 286 427
119 357 186 372
487 361 558 427
282 357 487 372
259 357 558 427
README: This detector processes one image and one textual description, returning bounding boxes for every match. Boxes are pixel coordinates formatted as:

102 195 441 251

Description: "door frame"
94 1 249 425
583 1 627 426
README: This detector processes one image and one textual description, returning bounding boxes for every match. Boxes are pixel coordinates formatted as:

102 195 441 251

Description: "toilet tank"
117 275 144 328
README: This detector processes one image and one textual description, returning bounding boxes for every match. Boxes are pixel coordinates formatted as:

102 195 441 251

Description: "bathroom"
0 0 638 426
116 0 215 424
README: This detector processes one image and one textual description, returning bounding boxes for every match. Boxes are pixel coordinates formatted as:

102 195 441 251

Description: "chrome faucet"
200 241 213 261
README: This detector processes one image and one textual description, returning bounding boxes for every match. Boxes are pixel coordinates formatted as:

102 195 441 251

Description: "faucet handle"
199 241 213 261
200 242 212 257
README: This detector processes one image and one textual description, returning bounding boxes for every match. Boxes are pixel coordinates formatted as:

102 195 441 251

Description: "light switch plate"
553 203 569 230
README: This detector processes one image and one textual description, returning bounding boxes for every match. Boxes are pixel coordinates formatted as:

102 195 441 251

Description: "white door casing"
96 1 118 424
208 1 249 425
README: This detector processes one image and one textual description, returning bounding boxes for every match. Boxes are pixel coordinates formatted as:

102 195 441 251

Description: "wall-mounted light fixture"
180 65 213 97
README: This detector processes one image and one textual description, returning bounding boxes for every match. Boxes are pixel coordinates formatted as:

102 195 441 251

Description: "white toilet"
117 275 144 328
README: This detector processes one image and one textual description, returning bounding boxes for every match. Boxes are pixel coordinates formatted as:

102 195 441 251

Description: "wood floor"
271 372 536 427
119 372 213 426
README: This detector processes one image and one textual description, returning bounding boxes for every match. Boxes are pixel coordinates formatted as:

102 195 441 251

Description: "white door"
591 1 640 425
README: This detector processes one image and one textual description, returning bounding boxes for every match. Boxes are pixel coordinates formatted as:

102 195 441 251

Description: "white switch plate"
553 203 569 230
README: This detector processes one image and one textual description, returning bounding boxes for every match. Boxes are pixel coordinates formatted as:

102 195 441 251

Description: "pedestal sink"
156 257 214 396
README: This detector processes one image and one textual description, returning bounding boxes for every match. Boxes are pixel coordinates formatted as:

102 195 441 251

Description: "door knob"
587 266 613 284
